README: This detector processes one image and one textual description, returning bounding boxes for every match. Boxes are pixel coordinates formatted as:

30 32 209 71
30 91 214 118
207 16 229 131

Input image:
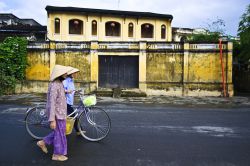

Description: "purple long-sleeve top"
46 80 67 122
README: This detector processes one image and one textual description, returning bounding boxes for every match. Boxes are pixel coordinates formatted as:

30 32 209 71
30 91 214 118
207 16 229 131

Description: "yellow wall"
146 53 183 82
55 51 91 81
26 51 50 80
19 41 233 96
186 53 232 84
47 13 172 42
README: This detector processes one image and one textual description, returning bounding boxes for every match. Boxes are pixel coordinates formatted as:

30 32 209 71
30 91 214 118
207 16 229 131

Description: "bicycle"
25 90 111 142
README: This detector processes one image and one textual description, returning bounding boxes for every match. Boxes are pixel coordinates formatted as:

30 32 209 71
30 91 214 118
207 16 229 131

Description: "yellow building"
46 6 173 42
20 6 233 97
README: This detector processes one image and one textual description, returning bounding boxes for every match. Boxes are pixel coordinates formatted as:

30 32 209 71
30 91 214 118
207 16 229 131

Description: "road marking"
1 108 27 114
192 126 234 137
126 125 244 138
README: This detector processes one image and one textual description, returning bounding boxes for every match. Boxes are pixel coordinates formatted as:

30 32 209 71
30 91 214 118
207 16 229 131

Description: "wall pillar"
183 42 190 96
227 42 233 96
49 41 56 75
90 41 99 91
139 41 147 91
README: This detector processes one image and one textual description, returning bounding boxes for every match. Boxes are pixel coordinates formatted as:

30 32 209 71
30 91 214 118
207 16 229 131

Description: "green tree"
187 18 226 42
0 37 28 95
238 4 250 62
206 18 226 35
187 32 220 42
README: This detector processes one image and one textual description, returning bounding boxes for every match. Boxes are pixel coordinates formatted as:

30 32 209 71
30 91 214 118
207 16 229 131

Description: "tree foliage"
0 37 28 95
238 4 250 62
232 40 241 58
187 18 225 42
206 18 226 35
187 32 220 42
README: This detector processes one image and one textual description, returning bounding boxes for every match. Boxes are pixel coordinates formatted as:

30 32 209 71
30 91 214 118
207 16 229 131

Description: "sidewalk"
0 93 250 108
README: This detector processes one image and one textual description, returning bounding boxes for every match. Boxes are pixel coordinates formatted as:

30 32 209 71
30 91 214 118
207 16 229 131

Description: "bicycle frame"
67 92 90 121
68 101 84 120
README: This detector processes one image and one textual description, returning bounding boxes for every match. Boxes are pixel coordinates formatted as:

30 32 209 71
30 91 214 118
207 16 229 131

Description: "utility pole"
117 0 120 9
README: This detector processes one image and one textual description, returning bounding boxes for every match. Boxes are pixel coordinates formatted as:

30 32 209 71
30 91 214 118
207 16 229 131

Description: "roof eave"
45 6 173 20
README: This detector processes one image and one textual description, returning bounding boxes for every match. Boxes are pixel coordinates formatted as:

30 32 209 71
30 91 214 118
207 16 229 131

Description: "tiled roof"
45 6 173 20
0 13 19 20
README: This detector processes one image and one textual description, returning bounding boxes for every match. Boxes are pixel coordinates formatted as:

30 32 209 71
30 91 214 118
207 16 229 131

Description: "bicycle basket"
82 95 97 106
66 117 75 135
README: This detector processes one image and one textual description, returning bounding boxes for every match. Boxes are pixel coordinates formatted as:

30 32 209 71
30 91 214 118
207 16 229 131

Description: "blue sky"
0 0 249 36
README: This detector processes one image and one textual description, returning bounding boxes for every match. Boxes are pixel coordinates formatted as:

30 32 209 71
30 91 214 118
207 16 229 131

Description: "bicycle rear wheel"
25 107 52 140
78 106 111 141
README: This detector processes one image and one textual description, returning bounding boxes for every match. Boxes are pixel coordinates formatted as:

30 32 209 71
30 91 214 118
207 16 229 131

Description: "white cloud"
0 1 7 10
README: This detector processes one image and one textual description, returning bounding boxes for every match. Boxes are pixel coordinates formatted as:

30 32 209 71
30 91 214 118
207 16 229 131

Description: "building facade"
18 6 233 97
46 6 173 42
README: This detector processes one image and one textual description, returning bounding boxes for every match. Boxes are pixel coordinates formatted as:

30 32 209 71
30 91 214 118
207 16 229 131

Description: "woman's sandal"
52 155 68 161
37 140 48 154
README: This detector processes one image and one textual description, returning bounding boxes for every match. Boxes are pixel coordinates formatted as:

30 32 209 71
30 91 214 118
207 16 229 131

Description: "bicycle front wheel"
78 106 111 141
25 107 52 140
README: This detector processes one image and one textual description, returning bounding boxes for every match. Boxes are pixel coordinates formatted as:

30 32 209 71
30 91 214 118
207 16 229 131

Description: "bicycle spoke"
77 106 111 141
25 107 51 140
94 125 107 135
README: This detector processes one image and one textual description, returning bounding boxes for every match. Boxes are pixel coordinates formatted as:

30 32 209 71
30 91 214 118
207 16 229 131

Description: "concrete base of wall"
146 88 233 97
15 81 233 97
95 88 147 97
15 80 49 93
15 80 94 94
146 83 233 97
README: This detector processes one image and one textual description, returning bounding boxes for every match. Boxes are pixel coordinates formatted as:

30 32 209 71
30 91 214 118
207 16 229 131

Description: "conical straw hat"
67 67 80 75
50 65 72 81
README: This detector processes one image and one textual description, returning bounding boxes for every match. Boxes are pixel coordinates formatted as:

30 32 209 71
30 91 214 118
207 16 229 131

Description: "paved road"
0 100 250 166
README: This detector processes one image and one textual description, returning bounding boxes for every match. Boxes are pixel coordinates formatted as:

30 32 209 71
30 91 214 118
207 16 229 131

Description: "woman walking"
37 64 72 161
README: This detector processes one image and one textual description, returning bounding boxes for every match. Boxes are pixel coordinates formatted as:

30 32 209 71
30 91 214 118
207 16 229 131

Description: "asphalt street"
0 95 250 166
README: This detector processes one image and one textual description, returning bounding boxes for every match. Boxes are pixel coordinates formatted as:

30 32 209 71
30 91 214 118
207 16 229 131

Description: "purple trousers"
43 119 67 155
